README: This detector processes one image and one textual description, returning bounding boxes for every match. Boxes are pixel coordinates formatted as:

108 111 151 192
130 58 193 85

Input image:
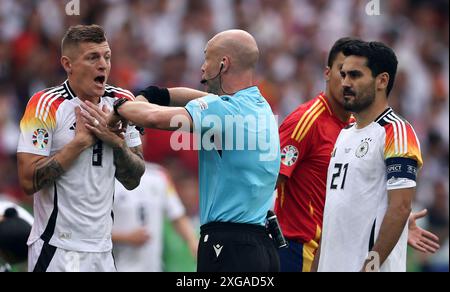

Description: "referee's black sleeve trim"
138 86 170 106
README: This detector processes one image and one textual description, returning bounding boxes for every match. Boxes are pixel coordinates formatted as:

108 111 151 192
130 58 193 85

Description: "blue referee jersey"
185 87 280 226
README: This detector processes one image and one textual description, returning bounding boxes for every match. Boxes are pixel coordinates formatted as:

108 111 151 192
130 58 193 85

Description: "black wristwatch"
113 98 128 116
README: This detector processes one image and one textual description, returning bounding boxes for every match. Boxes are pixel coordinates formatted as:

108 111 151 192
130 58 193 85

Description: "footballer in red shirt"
275 91 351 272
274 38 357 272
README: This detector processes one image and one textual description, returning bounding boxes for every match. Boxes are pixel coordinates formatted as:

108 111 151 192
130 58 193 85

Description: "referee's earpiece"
200 61 225 85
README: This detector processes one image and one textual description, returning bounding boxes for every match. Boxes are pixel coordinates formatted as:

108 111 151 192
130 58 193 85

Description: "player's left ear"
61 56 72 75
377 72 389 93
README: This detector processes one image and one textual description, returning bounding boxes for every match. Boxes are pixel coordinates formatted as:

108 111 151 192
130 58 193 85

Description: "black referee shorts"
197 222 280 272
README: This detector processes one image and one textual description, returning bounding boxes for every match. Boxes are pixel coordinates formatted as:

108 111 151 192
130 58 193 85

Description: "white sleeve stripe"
105 86 135 100
392 114 405 154
108 85 134 97
105 88 135 101
42 94 63 121
376 108 393 123
384 116 399 154
38 90 65 121
35 86 62 117
409 123 422 152
35 86 64 118
388 113 407 154
386 115 402 154
391 115 402 154
391 112 408 154
386 114 408 155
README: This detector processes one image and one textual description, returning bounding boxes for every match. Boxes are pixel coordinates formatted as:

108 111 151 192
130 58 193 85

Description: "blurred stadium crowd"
0 0 448 271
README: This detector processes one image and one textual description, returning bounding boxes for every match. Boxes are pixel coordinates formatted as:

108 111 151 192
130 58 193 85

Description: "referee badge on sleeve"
281 145 299 166
196 98 209 111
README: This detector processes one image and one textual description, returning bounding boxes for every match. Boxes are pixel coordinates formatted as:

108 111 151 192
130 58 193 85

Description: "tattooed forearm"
33 157 65 192
113 145 145 190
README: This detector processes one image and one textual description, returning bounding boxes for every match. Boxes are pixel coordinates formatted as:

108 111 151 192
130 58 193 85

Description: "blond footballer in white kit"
17 25 145 272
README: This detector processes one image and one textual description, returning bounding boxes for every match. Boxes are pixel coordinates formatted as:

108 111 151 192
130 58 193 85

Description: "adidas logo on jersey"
59 232 72 239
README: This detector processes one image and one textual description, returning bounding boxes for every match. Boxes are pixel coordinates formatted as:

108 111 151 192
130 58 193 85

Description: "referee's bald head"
61 24 107 57
208 30 260 72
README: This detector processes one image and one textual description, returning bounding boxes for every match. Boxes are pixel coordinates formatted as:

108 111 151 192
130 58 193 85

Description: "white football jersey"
112 163 185 272
17 80 141 253
319 108 422 272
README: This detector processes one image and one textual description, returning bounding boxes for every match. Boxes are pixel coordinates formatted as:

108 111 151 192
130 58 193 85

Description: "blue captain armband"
386 157 418 181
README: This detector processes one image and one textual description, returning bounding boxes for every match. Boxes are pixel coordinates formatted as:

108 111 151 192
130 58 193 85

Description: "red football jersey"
275 93 350 245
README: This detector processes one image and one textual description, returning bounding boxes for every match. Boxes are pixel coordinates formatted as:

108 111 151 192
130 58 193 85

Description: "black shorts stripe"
33 241 57 272
40 183 58 243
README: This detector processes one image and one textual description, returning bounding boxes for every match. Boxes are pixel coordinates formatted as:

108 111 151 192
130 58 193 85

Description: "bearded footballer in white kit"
16 25 145 272
317 41 423 272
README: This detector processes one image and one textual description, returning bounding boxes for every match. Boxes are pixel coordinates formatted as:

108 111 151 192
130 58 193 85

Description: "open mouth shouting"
94 75 106 88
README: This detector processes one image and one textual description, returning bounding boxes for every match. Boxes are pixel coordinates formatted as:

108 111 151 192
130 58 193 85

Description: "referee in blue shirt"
94 30 281 272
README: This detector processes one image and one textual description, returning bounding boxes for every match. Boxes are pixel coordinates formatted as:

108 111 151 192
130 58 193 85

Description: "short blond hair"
61 24 107 54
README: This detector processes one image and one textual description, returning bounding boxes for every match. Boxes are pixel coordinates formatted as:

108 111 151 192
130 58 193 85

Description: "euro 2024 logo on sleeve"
281 145 299 167
32 129 49 150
